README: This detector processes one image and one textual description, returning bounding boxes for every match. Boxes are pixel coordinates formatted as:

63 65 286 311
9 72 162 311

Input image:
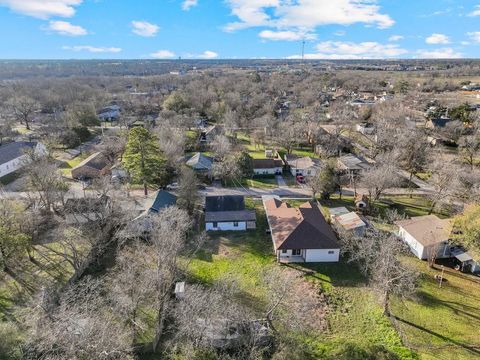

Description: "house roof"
72 152 108 172
285 156 321 170
395 215 453 247
205 210 256 222
429 118 453 128
264 198 339 251
337 154 371 171
64 196 108 213
252 159 283 169
0 141 36 165
206 195 245 212
334 212 366 230
149 190 177 213
186 153 213 170
329 207 350 218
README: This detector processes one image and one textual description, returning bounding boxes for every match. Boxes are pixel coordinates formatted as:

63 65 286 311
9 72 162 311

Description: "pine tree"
123 127 171 195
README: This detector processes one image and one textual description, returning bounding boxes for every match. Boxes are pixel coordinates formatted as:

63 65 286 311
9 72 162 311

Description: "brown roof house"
263 196 340 263
71 152 109 180
395 215 453 260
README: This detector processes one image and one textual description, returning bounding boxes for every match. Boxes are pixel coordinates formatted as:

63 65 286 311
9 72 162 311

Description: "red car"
296 175 305 184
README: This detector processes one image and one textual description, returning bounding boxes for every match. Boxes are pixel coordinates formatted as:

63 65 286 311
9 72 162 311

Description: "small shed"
175 282 185 299
329 207 350 221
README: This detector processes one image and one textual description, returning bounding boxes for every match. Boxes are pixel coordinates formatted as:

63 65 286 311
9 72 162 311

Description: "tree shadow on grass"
416 290 480 323
393 315 480 356
287 261 366 288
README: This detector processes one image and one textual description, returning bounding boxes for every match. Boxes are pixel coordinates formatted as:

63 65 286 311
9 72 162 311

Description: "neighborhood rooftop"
395 215 453 247
0 141 37 164
264 198 339 251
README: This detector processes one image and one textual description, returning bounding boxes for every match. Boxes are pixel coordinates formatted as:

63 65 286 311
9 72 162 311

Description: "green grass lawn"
187 200 416 359
391 257 480 360
58 153 91 176
318 194 449 219
187 199 476 359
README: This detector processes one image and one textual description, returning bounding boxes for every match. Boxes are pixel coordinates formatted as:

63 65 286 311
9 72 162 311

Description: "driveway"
275 175 288 188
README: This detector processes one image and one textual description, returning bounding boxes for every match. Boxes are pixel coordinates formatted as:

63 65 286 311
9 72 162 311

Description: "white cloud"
388 35 404 42
425 33 450 44
224 0 394 32
468 5 480 17
417 48 462 59
287 40 407 59
467 32 480 43
46 20 87 36
259 29 315 41
131 21 159 37
334 30 346 37
0 0 82 19
182 0 198 11
198 50 218 59
63 45 122 53
150 50 176 58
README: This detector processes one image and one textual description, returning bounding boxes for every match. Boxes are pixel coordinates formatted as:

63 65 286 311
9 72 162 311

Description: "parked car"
296 175 305 184
166 182 178 190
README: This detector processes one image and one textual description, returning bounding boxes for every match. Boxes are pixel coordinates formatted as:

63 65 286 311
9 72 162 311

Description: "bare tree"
211 134 232 161
148 207 193 353
7 95 38 130
26 277 133 359
427 159 459 214
176 166 199 214
360 155 400 206
341 229 417 317
24 156 69 213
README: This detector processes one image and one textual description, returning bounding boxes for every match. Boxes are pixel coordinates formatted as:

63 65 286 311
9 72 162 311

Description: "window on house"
292 249 301 256
213 222 218 228
281 249 287 254
328 250 335 254
233 222 239 227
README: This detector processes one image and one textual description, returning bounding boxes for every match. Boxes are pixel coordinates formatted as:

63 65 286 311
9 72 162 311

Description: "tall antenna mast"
301 39 305 63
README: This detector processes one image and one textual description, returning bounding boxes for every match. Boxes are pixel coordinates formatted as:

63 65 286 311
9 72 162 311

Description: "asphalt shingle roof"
0 141 36 165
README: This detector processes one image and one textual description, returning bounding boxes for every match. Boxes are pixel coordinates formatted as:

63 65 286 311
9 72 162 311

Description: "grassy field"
391 257 480 360
319 194 449 219
187 198 475 359
187 200 417 359
58 153 91 177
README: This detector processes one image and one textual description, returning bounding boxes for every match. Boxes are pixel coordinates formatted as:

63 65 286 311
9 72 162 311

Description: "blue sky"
0 0 479 59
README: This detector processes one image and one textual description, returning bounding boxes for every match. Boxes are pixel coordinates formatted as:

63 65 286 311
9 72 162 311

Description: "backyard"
186 199 477 359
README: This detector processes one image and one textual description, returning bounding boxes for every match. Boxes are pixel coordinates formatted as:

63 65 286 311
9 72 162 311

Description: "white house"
395 215 453 260
263 196 340 263
284 155 321 177
356 122 376 135
205 195 256 231
0 141 47 178
252 159 283 176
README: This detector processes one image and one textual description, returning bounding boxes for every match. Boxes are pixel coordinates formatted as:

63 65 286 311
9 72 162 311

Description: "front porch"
277 255 305 263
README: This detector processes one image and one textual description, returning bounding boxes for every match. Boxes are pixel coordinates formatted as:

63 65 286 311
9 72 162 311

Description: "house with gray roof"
205 195 256 231
186 153 213 172
0 141 47 178
284 155 321 177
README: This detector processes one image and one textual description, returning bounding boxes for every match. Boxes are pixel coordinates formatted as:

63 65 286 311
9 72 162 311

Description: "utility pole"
439 265 445 288
301 39 305 63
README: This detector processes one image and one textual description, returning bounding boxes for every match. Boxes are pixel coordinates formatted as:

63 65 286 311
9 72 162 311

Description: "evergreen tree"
123 127 171 195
